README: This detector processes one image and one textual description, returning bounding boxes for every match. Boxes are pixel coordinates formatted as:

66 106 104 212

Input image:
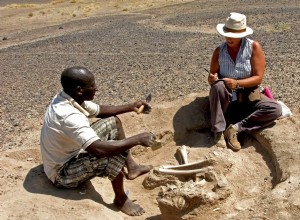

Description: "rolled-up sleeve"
83 101 100 117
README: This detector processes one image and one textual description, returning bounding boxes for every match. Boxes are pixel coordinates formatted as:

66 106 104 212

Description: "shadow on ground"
173 96 211 147
23 164 116 211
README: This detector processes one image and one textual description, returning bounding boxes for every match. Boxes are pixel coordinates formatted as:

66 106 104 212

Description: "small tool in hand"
149 132 162 150
204 68 210 74
135 93 152 114
205 68 224 84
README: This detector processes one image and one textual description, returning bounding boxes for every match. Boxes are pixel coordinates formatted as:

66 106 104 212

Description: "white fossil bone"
161 159 214 170
158 166 212 176
177 145 189 164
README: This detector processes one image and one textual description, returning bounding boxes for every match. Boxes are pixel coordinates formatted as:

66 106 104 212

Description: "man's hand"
133 100 152 114
208 73 219 85
86 132 157 158
138 132 156 147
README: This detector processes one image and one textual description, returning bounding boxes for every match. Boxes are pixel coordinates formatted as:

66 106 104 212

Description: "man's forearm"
86 135 141 158
97 104 134 117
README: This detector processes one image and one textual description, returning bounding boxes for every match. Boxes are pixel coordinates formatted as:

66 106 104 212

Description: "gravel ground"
1 0 299 148
0 0 50 6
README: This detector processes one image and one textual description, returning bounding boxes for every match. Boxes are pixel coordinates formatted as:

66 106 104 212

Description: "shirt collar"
59 91 90 117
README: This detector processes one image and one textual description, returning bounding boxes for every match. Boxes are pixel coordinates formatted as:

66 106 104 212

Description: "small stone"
213 151 219 156
151 140 162 151
13 122 19 126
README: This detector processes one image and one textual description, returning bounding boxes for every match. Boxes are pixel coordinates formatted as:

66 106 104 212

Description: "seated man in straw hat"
207 12 282 151
40 66 155 216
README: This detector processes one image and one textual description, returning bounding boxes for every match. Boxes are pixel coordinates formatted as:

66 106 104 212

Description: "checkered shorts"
54 117 127 188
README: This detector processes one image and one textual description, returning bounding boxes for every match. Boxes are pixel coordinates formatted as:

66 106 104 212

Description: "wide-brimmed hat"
216 12 253 38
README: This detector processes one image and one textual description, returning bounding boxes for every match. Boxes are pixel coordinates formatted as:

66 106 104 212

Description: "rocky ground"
0 0 300 219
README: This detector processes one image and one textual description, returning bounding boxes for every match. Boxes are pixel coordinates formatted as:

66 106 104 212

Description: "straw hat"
216 12 253 38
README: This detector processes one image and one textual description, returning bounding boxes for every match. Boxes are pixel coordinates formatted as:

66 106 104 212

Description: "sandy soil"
0 0 300 219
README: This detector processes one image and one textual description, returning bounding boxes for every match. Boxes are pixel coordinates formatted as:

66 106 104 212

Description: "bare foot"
114 198 145 216
127 164 153 180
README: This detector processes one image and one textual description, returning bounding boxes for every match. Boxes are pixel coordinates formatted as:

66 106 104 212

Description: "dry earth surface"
0 0 300 219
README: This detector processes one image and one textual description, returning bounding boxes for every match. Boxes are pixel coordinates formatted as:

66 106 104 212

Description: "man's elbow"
85 143 104 158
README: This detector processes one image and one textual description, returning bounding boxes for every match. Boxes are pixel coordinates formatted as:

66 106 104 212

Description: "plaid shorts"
54 117 127 188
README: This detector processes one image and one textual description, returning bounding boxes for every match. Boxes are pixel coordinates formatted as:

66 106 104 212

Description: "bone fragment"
158 166 212 176
160 159 215 170
177 145 188 164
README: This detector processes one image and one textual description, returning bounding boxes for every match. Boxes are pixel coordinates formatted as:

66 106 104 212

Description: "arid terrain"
0 0 300 219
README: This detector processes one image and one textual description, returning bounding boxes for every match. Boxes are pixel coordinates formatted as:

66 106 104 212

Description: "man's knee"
114 116 123 128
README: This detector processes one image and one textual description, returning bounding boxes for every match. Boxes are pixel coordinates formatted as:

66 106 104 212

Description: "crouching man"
40 66 155 216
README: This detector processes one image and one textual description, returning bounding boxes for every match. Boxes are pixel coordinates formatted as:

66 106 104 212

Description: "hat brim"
216 24 253 38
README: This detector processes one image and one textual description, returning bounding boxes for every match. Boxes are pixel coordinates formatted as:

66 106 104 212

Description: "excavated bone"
157 175 231 219
158 166 213 176
177 145 188 164
160 158 215 170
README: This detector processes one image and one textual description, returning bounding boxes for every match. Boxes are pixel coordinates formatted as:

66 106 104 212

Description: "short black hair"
60 66 92 93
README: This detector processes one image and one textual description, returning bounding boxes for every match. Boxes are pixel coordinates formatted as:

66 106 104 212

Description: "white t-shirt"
40 91 100 182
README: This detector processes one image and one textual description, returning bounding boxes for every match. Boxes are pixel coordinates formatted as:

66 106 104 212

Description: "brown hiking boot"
224 125 241 151
214 132 226 148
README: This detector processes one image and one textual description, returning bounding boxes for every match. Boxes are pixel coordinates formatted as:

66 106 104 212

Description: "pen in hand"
205 68 224 85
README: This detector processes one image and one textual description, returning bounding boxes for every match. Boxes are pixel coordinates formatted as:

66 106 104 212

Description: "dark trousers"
209 81 282 133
